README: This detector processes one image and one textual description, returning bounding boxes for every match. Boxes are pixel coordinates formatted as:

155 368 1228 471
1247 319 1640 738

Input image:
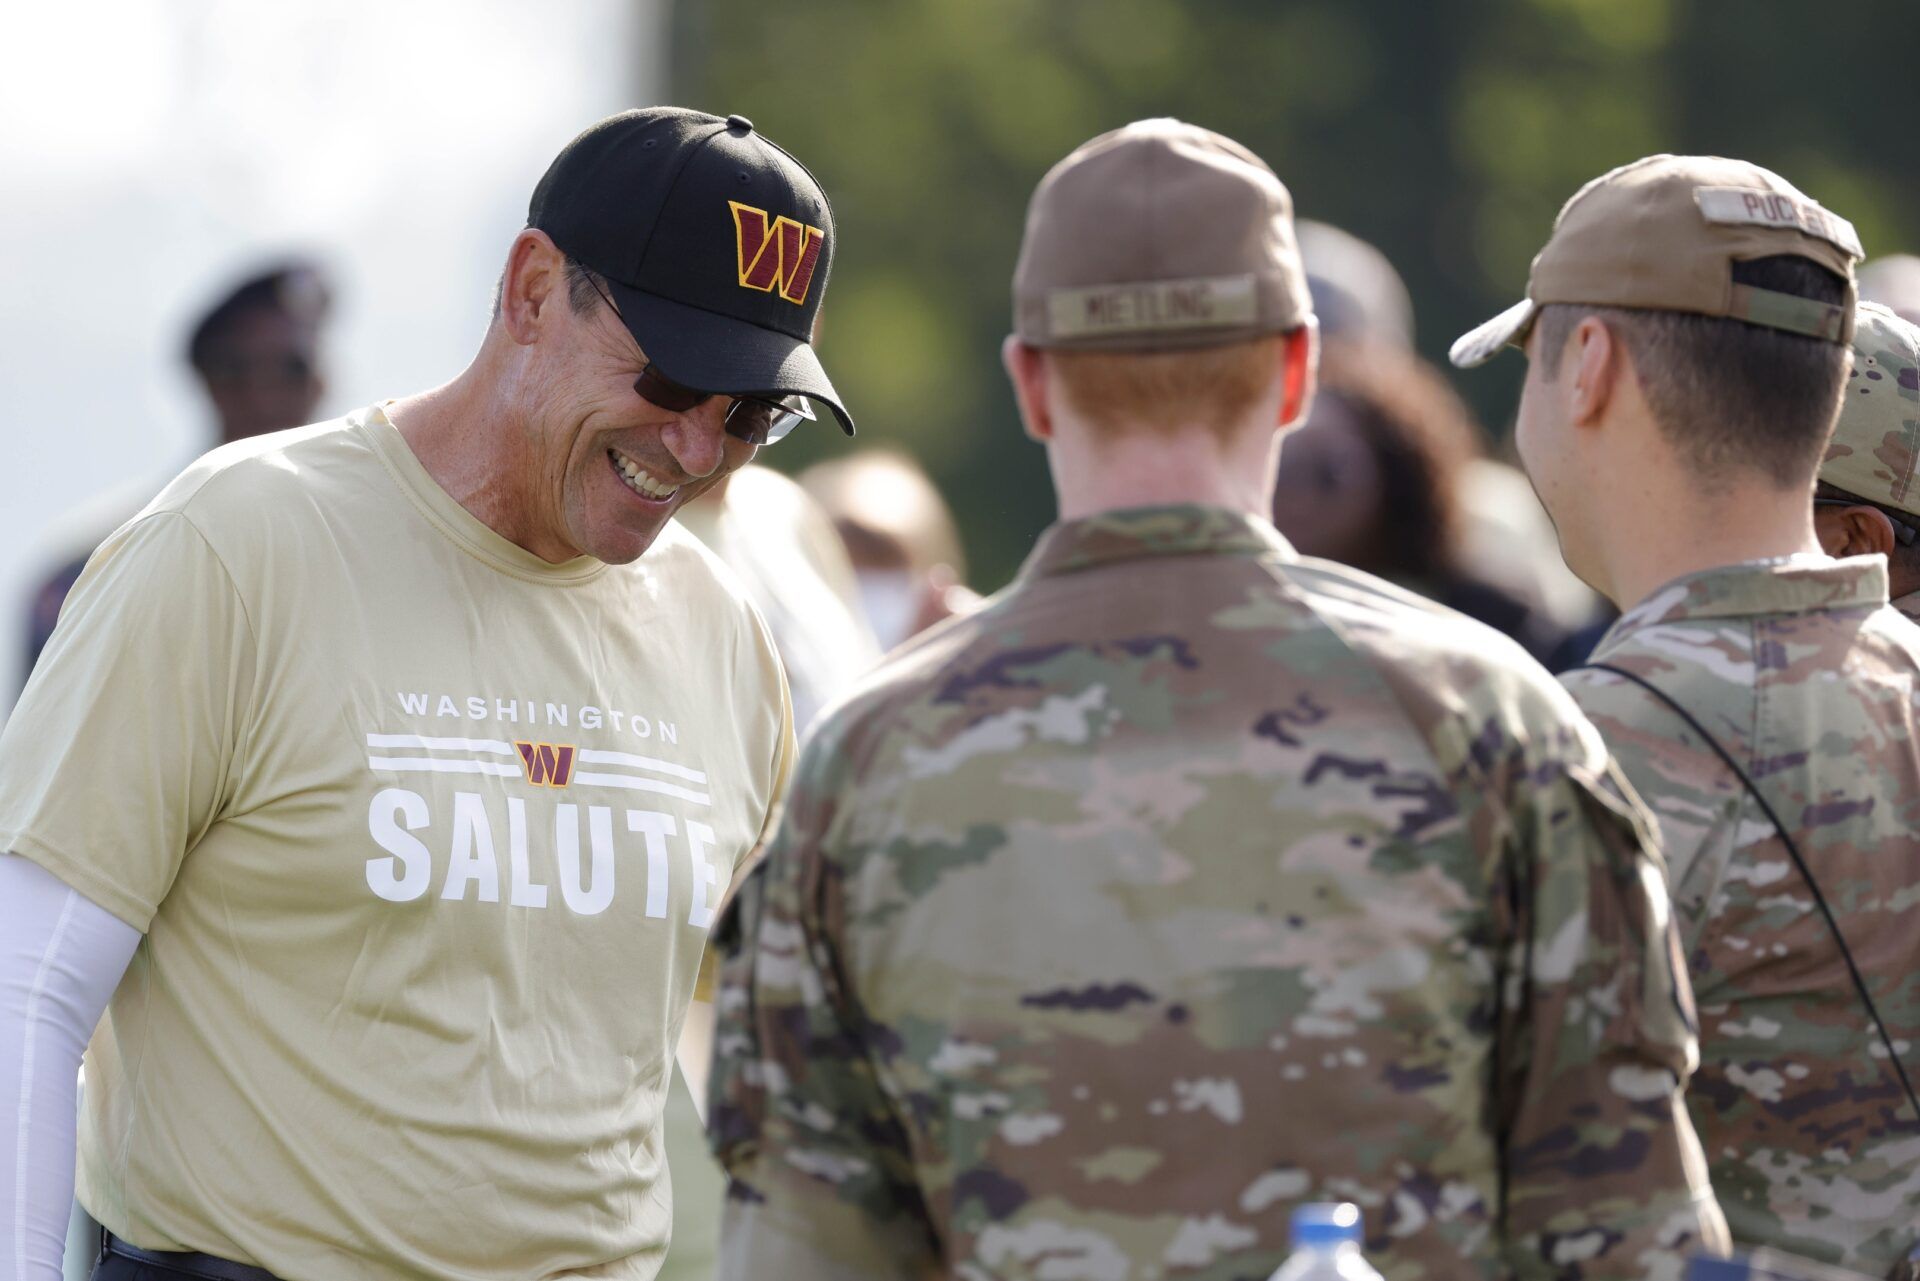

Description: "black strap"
100 1228 283 1281
1574 661 1920 1126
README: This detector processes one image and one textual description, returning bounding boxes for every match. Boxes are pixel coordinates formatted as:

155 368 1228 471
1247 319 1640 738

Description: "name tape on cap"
1047 274 1258 340
1695 187 1863 259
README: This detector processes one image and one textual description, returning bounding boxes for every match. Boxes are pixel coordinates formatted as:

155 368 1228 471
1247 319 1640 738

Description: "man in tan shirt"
0 107 851 1281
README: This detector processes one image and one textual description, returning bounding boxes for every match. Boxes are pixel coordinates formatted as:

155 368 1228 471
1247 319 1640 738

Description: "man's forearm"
0 855 140 1281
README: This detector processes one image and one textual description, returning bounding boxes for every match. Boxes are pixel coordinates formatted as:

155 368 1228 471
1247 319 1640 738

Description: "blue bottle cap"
1681 1259 1758 1281
1685 1257 1753 1281
1290 1202 1363 1248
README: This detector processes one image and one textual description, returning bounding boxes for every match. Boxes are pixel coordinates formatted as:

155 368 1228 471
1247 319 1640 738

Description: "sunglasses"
585 273 813 445
632 363 814 446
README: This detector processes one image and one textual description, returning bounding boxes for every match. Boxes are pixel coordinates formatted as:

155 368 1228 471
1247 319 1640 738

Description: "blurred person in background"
0 107 851 1281
1860 253 1920 324
1272 337 1568 659
1295 218 1415 350
708 117 1723 1280
798 449 981 650
1455 154 1920 1271
678 465 879 730
21 261 333 680
1814 302 1920 624
1296 220 1602 653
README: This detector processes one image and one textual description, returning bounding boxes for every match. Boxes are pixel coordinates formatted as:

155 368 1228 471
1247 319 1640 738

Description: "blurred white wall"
0 0 666 711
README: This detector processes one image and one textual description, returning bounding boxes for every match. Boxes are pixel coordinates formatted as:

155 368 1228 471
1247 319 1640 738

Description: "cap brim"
605 280 855 436
1448 298 1538 369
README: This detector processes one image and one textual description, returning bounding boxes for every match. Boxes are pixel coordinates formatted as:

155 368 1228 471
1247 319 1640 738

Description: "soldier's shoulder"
1284 556 1590 735
1862 600 1920 665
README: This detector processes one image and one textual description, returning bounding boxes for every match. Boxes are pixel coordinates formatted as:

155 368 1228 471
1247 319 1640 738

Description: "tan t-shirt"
0 406 794 1280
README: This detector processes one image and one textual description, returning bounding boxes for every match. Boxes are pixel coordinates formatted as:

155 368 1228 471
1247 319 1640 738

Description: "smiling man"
0 108 849 1281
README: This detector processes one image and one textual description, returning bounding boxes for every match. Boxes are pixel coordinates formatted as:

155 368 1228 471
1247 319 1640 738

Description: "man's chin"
592 531 666 565
577 512 676 566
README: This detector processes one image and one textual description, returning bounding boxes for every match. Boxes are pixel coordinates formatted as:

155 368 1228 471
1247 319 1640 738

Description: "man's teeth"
611 449 678 500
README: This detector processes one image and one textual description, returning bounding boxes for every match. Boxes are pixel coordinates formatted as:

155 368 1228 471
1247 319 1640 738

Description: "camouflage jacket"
1561 555 1920 1272
708 505 1725 1281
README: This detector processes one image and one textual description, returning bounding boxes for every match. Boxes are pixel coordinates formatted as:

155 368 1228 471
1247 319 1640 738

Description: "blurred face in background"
196 306 327 444
1271 391 1385 565
836 526 922 650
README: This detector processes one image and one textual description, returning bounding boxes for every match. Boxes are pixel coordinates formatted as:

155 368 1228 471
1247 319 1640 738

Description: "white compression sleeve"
0 855 140 1281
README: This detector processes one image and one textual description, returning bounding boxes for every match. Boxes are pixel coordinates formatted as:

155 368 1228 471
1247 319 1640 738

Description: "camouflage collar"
1607 554 1888 637
1020 504 1295 579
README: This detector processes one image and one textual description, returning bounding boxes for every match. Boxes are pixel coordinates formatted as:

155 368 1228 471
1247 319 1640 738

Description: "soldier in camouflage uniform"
1453 156 1920 1272
708 119 1726 1281
1814 302 1920 624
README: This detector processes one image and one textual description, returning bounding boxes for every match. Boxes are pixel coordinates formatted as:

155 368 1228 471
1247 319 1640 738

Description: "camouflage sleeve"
706 725 941 1281
1559 668 1745 949
1493 736 1730 1279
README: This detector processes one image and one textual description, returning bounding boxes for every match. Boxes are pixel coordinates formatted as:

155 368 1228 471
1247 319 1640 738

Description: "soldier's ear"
1567 315 1622 429
1002 335 1054 442
1820 504 1897 558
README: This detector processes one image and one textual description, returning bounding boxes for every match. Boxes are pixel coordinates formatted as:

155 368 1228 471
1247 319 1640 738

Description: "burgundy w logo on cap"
730 201 825 305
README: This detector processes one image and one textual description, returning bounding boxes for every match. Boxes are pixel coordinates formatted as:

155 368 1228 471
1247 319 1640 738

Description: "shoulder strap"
1573 661 1920 1125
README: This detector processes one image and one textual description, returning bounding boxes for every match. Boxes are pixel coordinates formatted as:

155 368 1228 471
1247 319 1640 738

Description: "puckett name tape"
1047 273 1258 339
1695 187 1863 259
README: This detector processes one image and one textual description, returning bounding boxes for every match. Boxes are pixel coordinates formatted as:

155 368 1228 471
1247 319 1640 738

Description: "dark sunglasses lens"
633 366 708 414
724 399 777 445
762 402 808 444
724 397 811 445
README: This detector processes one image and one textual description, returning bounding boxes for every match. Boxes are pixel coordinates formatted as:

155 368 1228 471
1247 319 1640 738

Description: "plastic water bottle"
1268 1203 1385 1281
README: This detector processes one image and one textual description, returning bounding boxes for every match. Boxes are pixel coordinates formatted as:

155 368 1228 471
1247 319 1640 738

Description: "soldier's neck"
1048 419 1279 523
1597 480 1825 611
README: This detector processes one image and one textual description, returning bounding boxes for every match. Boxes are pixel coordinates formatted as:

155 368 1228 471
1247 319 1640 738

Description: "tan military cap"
1450 154 1862 369
1013 118 1312 351
1820 302 1920 518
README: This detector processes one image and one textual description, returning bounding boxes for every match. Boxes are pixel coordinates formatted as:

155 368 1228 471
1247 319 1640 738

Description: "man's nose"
663 401 732 478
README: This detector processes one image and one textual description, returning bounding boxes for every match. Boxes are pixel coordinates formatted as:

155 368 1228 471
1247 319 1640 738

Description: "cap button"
725 114 754 133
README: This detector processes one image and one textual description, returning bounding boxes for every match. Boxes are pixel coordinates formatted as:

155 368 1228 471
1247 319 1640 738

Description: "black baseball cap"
530 107 854 435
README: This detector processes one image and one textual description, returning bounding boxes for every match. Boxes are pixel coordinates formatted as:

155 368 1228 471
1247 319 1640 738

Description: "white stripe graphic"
577 748 708 784
367 732 710 801
366 734 515 754
366 757 521 777
573 773 711 806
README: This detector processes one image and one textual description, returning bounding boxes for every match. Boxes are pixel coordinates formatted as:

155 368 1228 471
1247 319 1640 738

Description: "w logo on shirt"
515 742 577 788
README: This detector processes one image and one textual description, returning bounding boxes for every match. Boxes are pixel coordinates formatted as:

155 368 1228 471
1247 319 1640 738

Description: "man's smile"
608 446 680 503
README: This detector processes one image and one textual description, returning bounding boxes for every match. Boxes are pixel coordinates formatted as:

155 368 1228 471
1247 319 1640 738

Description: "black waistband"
101 1228 282 1281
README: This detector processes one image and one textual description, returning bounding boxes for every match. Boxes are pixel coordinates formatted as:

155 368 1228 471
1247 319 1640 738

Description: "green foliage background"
674 0 1920 590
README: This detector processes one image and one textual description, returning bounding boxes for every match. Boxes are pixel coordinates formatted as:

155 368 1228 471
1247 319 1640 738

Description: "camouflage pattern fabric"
1819 302 1920 522
709 504 1727 1281
1561 555 1920 1272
